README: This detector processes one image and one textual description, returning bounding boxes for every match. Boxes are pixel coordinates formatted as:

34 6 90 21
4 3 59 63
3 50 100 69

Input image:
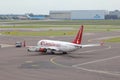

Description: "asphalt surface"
0 32 120 80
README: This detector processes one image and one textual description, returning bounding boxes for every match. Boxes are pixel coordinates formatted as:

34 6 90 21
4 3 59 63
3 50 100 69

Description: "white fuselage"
27 26 101 54
37 40 81 52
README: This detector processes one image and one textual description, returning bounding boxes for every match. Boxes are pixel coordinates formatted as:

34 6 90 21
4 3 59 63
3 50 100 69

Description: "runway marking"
51 55 120 76
50 56 70 68
50 45 120 76
72 47 120 76
50 34 119 76
78 45 111 54
25 61 33 63
0 44 13 48
50 45 112 66
89 35 120 41
72 67 120 76
0 44 14 48
31 65 38 67
72 55 120 66
50 45 112 67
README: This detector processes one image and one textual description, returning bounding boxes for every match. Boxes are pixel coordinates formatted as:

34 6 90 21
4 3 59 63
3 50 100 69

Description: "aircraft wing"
75 43 102 48
81 43 101 48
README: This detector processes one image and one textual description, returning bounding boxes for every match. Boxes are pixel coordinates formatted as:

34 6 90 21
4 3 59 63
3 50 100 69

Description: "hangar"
50 10 108 20
50 11 71 20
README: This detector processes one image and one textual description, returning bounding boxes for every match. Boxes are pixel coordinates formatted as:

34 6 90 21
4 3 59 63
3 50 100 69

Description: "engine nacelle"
39 48 47 52
28 46 38 52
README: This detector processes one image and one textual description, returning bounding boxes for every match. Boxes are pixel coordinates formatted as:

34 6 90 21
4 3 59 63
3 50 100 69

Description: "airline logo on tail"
72 25 83 44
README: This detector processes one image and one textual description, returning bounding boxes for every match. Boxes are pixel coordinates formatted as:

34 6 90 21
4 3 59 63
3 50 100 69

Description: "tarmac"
0 31 120 80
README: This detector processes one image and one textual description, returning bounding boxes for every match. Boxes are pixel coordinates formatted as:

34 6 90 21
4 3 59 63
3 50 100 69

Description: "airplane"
27 25 102 54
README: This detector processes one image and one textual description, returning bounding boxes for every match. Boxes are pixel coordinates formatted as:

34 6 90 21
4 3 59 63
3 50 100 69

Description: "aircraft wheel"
63 52 67 54
51 52 55 55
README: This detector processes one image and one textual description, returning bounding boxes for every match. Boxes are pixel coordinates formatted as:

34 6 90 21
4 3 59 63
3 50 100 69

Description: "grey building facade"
109 10 120 18
50 10 108 20
50 11 71 20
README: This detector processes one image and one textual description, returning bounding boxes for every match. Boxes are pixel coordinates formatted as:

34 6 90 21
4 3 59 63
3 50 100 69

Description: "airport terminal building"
50 10 108 20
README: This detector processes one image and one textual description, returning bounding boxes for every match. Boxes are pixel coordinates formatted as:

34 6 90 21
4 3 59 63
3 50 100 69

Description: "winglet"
72 25 84 44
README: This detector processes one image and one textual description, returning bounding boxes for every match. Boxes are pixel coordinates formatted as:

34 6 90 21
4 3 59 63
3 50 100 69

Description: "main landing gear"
62 52 67 54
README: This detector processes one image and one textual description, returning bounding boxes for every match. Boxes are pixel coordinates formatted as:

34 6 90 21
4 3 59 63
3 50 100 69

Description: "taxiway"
0 32 120 80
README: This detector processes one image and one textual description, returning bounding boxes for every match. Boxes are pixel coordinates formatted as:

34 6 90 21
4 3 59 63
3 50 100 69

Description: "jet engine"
39 48 47 52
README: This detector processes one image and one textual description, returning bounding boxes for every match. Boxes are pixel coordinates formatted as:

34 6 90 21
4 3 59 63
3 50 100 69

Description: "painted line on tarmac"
78 45 111 53
25 61 33 63
51 55 120 76
88 35 120 43
50 36 119 76
31 65 38 67
50 45 111 68
50 56 70 68
72 67 120 76
72 55 120 66
50 46 120 76
0 44 15 48
72 47 120 76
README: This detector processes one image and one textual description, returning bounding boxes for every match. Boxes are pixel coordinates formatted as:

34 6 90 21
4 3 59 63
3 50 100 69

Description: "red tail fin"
72 25 84 44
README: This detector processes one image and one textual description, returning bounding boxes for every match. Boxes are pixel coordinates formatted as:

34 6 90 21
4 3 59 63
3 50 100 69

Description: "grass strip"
104 37 120 42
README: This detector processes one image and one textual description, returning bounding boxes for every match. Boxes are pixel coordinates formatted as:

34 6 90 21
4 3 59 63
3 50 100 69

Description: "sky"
0 0 120 14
